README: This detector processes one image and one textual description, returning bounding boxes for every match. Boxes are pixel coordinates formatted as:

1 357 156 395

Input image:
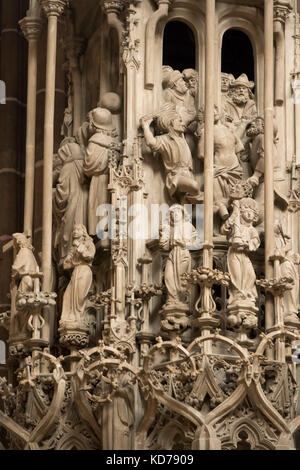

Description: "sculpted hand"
140 115 153 128
247 175 259 187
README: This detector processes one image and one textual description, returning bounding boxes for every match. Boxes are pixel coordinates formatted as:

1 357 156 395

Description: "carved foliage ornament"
274 1 293 24
102 1 123 13
40 0 69 17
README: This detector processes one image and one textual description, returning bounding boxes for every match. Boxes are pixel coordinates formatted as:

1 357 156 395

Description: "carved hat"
231 73 254 89
167 70 184 89
221 72 235 82
90 107 114 131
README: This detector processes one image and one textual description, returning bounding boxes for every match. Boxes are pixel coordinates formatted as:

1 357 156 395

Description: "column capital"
102 0 125 15
274 1 293 24
154 0 173 6
40 0 69 18
19 16 43 41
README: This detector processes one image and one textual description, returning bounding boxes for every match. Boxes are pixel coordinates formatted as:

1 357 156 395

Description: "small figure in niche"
60 224 96 325
221 198 260 308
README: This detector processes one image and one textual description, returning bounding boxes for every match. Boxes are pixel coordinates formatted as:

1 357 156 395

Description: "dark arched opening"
294 428 300 450
163 21 196 71
222 29 254 81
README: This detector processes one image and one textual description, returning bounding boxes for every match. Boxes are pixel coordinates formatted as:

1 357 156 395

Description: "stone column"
274 1 292 106
203 0 215 270
264 0 275 334
40 0 68 344
193 0 218 353
40 0 68 293
19 6 43 239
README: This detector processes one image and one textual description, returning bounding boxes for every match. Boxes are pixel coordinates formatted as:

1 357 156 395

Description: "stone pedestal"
59 321 89 349
160 303 190 336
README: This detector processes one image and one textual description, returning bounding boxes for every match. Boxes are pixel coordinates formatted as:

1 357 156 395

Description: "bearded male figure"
197 106 243 221
224 74 257 140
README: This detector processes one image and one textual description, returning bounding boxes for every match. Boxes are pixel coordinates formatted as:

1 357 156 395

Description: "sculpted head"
13 233 33 250
231 74 254 105
168 70 188 95
239 198 259 224
89 107 114 134
183 69 198 95
72 224 88 241
221 73 234 93
246 117 264 138
156 107 185 134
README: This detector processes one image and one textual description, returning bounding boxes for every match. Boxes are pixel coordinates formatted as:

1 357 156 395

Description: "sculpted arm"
248 229 260 252
197 129 205 160
140 116 158 150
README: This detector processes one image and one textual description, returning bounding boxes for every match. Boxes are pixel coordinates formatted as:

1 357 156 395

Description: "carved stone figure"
158 205 201 333
274 223 300 325
221 198 260 333
221 72 234 115
60 225 96 325
141 107 203 203
223 74 257 140
162 68 196 125
197 106 243 220
160 205 200 308
12 234 39 293
10 234 40 342
221 198 260 306
246 117 288 212
101 374 134 450
83 107 118 236
182 68 198 98
53 138 89 264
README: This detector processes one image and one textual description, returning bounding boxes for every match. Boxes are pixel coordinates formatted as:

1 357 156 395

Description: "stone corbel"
145 0 173 90
273 1 293 105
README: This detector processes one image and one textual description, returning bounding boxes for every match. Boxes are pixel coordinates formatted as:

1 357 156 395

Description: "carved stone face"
246 118 264 138
255 118 264 134
232 85 249 105
241 207 256 223
171 206 184 224
221 76 230 92
174 77 188 95
73 225 84 240
172 116 185 133
186 76 198 94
